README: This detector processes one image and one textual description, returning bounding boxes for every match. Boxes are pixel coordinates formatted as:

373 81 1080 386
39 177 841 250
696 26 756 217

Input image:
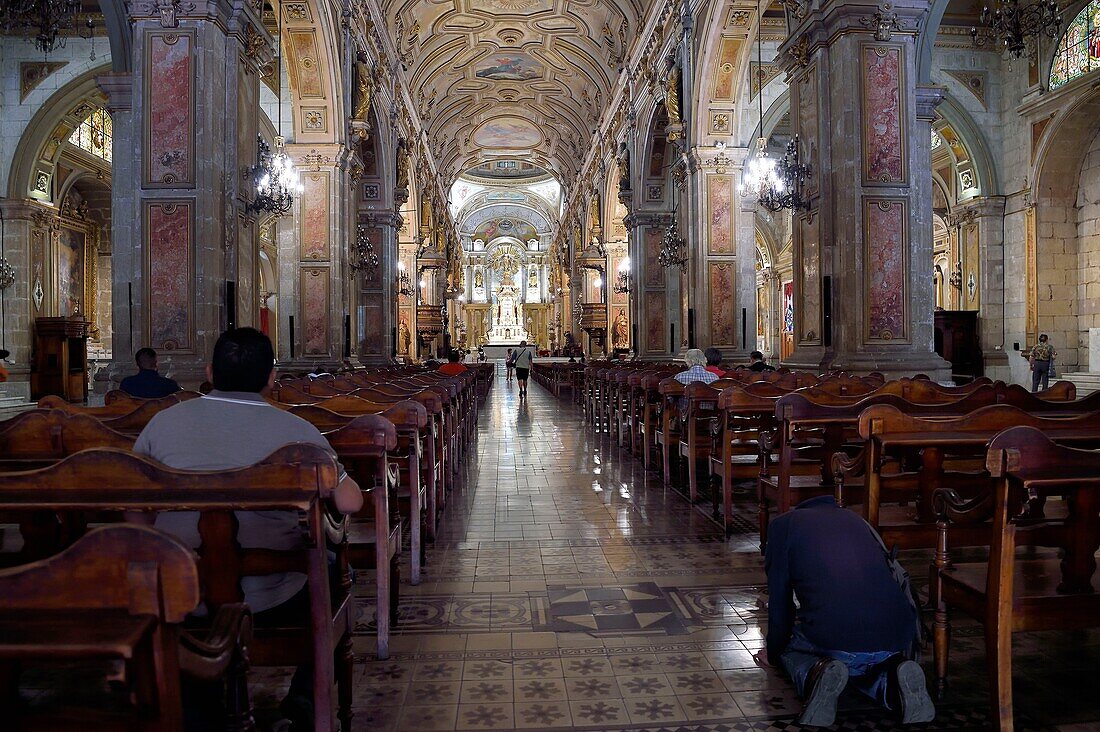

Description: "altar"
486 283 530 344
481 343 538 360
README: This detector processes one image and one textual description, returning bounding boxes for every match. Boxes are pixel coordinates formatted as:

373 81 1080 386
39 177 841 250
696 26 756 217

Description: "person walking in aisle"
514 340 534 398
505 348 515 382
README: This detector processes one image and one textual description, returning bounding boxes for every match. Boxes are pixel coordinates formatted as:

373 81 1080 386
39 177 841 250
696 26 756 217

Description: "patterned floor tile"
625 695 688 724
569 698 631 726
455 702 515 730
513 700 573 729
513 677 568 702
397 703 459 731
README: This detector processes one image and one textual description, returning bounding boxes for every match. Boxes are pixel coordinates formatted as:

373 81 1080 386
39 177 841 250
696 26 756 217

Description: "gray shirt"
134 390 343 612
513 347 534 369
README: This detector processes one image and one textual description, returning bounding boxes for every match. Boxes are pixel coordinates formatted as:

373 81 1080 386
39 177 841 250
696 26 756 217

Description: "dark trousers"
1031 360 1051 392
780 626 900 709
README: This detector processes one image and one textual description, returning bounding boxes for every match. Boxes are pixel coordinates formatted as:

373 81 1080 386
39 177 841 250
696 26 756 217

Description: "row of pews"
537 360 1100 730
0 362 494 731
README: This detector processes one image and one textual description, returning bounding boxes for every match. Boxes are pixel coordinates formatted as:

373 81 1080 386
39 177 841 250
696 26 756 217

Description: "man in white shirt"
513 339 535 398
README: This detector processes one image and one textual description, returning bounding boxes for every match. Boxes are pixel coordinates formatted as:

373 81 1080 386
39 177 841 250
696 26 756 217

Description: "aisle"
260 370 1094 730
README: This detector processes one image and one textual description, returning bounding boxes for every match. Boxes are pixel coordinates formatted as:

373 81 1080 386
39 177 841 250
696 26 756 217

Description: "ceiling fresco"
382 0 644 184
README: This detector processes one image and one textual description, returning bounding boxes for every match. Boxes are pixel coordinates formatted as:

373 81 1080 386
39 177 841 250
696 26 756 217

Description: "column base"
783 345 952 381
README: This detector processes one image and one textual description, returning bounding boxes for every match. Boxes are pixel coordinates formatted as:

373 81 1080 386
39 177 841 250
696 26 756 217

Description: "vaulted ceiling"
382 0 644 187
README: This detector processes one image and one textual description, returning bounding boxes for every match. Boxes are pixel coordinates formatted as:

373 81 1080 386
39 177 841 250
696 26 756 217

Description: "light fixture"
613 256 633 295
1 0 87 55
396 261 413 297
657 213 687 271
349 224 379 274
970 0 1061 59
244 0 301 216
593 276 603 289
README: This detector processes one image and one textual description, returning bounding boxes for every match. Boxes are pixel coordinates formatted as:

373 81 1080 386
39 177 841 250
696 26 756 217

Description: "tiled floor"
274 370 1098 732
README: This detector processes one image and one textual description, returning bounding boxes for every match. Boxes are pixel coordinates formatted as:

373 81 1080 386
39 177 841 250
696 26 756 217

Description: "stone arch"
278 0 344 144
935 95 999 197
95 0 132 72
1042 0 1096 91
918 0 953 84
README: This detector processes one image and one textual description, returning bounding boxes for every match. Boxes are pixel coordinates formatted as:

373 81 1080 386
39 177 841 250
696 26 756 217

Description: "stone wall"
1076 129 1100 369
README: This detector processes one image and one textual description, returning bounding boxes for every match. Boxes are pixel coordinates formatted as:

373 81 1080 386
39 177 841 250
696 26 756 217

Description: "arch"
936 95 999 195
1047 0 1099 90
279 0 344 144
98 0 132 72
7 66 112 201
918 0 953 84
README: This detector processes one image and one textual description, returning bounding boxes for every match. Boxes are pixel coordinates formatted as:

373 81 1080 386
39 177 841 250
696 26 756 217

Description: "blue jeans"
781 626 899 708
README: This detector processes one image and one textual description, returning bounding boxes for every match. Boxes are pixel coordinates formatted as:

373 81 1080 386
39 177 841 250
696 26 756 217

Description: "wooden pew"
40 390 201 421
0 524 253 732
0 444 354 731
709 386 781 535
934 426 1100 730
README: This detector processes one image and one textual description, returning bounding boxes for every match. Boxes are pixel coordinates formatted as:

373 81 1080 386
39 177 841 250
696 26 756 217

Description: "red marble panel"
864 199 908 341
708 175 733 254
300 267 329 355
709 263 736 346
797 67 819 197
798 214 821 344
300 172 329 261
861 45 906 184
360 292 383 355
645 291 666 353
645 228 663 287
146 201 192 351
147 32 193 185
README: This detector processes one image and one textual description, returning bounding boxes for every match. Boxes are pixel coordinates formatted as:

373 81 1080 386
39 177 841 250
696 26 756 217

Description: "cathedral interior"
2 0 1100 730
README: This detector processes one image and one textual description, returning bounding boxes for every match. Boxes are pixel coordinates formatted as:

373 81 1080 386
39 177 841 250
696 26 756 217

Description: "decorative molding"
749 62 783 101
859 3 907 41
20 62 67 102
944 70 987 109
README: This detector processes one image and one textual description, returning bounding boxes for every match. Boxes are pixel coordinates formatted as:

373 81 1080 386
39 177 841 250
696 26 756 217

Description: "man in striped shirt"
675 348 720 386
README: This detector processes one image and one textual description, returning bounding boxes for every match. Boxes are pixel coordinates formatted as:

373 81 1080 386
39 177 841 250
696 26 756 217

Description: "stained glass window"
931 129 942 149
1050 1 1100 89
68 108 112 163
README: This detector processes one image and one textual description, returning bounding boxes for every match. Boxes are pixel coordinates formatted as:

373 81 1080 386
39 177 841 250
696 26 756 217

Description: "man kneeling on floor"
761 495 935 727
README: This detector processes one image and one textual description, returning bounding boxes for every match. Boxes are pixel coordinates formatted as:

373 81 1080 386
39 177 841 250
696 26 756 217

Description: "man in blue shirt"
119 348 181 398
674 348 719 385
763 496 934 726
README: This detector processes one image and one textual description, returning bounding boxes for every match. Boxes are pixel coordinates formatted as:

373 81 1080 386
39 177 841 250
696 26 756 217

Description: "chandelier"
970 0 1061 59
246 136 302 215
396 261 413 297
657 214 687 271
742 137 811 212
612 256 633 294
1 0 87 55
349 224 379 274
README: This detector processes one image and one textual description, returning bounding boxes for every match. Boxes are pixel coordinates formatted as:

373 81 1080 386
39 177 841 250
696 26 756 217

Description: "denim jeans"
781 626 900 708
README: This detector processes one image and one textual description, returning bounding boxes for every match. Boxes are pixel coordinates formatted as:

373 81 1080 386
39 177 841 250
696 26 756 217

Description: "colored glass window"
68 108 113 163
1051 1 1100 88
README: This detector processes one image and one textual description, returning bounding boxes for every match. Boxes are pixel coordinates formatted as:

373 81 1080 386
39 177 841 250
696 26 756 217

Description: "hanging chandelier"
1 0 87 55
396 261 414 297
970 0 1061 59
657 214 687 271
246 135 302 215
349 224 379 274
742 137 811 212
613 256 633 294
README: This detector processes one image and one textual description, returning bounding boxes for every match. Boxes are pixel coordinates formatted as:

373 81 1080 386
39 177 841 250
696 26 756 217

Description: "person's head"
135 347 158 371
704 347 722 367
447 350 460 363
207 327 275 393
1039 334 1048 343
684 348 707 368
520 340 527 347
750 350 764 362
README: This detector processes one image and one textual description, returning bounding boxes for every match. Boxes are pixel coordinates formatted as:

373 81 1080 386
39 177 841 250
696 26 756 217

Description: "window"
68 107 112 162
1050 0 1100 89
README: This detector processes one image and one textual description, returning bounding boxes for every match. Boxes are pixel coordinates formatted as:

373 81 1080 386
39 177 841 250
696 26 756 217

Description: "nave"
285 371 1096 732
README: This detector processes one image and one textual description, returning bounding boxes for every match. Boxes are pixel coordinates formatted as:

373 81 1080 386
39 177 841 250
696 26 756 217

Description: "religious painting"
710 263 737 346
645 291 666 353
398 310 413 355
797 214 821 344
611 308 630 349
645 228 663 287
56 224 86 317
472 117 542 149
300 171 329 260
860 45 906 185
783 281 794 333
863 198 909 342
707 175 734 254
146 31 193 186
146 201 192 351
286 30 323 98
757 285 766 338
474 54 544 81
474 218 536 243
300 267 329 355
797 66 820 197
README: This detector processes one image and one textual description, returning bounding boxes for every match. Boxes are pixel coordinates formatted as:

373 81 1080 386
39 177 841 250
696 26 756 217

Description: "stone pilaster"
780 0 950 378
104 0 270 388
955 196 1009 378
358 210 401 364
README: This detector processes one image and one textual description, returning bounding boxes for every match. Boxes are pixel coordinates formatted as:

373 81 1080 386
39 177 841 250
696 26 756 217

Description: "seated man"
762 495 934 726
0 348 8 383
119 347 182 398
704 347 725 377
748 350 776 372
133 327 363 728
438 349 469 376
674 348 720 385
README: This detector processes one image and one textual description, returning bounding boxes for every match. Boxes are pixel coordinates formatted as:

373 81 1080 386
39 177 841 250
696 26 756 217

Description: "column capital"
0 198 56 223
915 84 948 122
954 195 1007 219
96 72 133 113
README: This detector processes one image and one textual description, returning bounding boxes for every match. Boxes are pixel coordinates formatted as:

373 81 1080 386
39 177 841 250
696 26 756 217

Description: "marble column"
625 211 676 359
104 0 271 388
956 196 1009 379
0 200 55 401
780 0 950 378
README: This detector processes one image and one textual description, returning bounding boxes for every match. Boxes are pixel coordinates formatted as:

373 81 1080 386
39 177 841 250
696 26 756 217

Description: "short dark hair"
135 347 157 369
1039 334 1048 342
704 347 722 366
448 350 460 363
750 350 764 360
211 328 274 393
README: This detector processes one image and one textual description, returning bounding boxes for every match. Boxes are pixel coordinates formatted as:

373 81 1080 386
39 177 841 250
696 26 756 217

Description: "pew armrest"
179 603 252 681
832 447 865 507
932 487 994 526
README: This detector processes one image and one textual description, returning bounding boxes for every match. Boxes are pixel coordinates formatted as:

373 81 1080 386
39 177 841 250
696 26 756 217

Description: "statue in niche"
352 62 374 137
612 309 628 348
617 142 631 194
663 57 683 140
395 138 410 190
529 268 538 289
474 269 483 289
398 315 411 354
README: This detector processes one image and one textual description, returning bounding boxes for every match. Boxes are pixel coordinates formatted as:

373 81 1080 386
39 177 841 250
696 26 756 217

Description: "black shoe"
798 658 848 727
278 692 315 731
889 659 935 724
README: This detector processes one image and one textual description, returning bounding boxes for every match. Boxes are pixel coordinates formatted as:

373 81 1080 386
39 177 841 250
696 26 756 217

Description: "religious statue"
398 315 411 354
352 62 374 136
474 269 483 289
612 309 628 348
663 58 683 141
395 138 410 190
617 141 631 194
528 268 538 289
